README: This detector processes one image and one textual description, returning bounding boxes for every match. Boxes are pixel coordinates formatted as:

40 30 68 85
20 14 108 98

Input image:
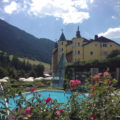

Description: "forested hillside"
0 19 55 63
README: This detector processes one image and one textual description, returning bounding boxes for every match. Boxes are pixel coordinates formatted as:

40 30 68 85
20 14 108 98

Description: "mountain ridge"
0 19 55 63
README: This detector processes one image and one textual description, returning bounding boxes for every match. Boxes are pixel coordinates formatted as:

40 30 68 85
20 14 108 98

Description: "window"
78 50 80 54
100 43 107 48
103 43 107 47
61 48 63 51
100 51 108 56
90 51 94 55
61 42 64 45
78 42 80 46
75 50 77 54
73 50 76 55
110 44 112 47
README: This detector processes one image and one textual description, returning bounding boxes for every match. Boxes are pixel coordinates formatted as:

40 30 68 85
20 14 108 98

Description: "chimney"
95 35 98 40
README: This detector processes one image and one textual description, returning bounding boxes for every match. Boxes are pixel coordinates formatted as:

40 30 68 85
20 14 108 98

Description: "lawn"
18 57 50 71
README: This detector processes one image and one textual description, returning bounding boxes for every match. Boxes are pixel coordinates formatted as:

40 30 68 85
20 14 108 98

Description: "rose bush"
76 72 120 120
0 72 120 120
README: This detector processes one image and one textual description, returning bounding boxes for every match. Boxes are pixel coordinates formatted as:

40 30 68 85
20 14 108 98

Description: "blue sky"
0 0 120 43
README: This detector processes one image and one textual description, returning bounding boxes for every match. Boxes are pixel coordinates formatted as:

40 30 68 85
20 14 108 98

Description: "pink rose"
70 80 81 90
104 72 109 77
93 74 100 82
25 107 31 114
89 93 95 97
56 111 61 116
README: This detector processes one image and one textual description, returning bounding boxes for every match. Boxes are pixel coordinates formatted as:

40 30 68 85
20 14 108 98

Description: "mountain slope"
0 19 55 63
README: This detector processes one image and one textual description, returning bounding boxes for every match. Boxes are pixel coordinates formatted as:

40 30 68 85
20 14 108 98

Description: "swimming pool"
0 90 87 111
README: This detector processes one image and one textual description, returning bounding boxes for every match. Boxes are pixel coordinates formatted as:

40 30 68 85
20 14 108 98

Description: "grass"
18 57 50 71
0 50 50 71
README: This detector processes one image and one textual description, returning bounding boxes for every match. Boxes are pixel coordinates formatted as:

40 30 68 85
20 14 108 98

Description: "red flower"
30 88 35 93
38 94 41 97
59 109 63 112
92 88 95 91
45 97 52 104
91 115 96 119
25 107 31 114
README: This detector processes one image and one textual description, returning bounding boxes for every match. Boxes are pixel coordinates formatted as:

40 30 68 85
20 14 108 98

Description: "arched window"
90 51 94 55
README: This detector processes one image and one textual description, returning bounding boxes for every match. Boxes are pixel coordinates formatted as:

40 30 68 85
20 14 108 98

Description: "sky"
0 0 120 44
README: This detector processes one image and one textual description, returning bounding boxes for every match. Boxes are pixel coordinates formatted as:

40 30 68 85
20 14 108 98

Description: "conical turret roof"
59 32 66 41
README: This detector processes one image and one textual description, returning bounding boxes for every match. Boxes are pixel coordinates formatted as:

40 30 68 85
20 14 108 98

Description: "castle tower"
72 26 84 62
58 30 67 62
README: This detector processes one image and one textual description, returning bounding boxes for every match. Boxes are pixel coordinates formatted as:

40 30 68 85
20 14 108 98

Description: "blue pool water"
0 90 86 111
24 90 72 103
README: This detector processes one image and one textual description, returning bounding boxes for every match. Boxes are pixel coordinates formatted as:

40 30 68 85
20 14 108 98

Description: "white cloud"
90 0 94 3
98 27 120 39
2 0 9 3
0 17 4 20
112 16 117 19
4 1 19 14
27 0 92 24
3 0 94 24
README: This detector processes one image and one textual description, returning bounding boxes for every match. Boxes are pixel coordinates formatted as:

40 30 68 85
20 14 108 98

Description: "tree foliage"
107 49 120 58
0 51 44 79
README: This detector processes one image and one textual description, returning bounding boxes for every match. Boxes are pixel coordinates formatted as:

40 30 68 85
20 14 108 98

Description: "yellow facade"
58 40 67 62
84 41 120 61
52 28 120 73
